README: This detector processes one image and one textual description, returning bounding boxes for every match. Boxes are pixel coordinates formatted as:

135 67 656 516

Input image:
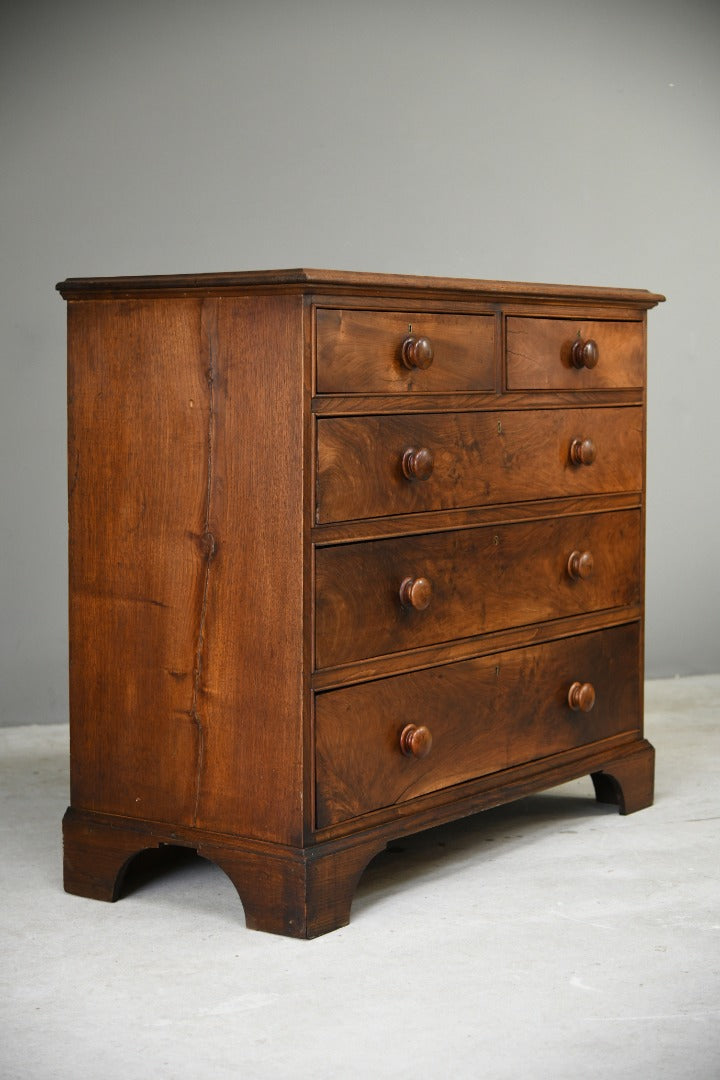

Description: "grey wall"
2 0 719 726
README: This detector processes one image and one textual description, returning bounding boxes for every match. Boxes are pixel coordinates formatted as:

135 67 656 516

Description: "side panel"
68 298 208 826
67 294 306 845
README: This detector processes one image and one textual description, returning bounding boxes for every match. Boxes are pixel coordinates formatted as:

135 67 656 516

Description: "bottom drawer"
315 623 640 827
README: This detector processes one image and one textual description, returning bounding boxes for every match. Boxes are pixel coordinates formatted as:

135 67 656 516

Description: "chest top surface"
56 267 665 308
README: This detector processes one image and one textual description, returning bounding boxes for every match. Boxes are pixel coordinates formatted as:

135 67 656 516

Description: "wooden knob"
567 550 594 580
402 447 435 481
571 338 599 369
569 437 596 466
401 335 434 370
399 723 433 758
568 681 596 712
399 576 432 610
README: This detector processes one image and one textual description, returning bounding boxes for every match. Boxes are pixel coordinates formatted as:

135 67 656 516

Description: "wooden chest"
58 269 664 937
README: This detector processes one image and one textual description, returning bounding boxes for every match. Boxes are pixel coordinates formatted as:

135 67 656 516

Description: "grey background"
2 0 719 728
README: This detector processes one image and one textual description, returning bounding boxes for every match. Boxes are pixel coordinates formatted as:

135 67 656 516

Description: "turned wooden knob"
569 437 596 466
568 681 596 712
570 338 599 369
567 550 594 580
401 335 434 370
402 446 435 481
399 576 432 610
399 723 433 758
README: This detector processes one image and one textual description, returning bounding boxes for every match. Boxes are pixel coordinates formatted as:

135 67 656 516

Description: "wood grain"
67 298 210 826
62 806 385 938
312 390 644 415
57 269 665 309
315 623 640 827
316 308 495 393
506 317 644 390
61 268 660 936
315 509 641 668
67 294 307 845
311 607 643 691
189 296 307 843
316 407 643 523
312 491 640 546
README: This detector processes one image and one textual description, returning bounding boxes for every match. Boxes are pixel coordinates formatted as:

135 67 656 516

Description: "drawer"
316 407 642 524
315 510 641 669
316 308 495 393
315 623 640 827
506 317 644 390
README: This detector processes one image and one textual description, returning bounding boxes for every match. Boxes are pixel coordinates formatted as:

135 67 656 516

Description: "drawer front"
315 510 641 669
316 407 642 524
506 317 644 390
316 308 495 393
315 623 640 827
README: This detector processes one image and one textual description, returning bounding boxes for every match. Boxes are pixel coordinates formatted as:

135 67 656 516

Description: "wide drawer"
315 623 640 827
315 509 641 669
506 317 644 390
316 308 495 393
316 407 642 524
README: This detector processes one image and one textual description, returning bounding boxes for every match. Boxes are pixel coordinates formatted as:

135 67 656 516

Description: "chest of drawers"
58 269 664 937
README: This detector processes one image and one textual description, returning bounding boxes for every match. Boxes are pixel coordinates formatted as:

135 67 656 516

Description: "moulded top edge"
55 267 666 307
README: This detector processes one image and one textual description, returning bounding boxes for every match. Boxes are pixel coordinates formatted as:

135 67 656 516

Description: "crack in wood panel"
190 302 219 825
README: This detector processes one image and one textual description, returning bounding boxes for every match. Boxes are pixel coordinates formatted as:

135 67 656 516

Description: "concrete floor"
1 675 718 1080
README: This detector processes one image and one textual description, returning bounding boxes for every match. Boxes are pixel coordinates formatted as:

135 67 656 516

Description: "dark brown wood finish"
315 624 640 827
67 298 210 827
311 607 643 692
67 295 307 844
59 269 662 937
506 317 644 390
315 510 641 668
57 268 665 307
312 389 644 416
313 491 640 546
316 407 643 523
316 308 496 393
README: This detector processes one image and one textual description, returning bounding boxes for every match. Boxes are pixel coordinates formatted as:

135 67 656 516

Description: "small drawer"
315 623 640 827
315 510 641 669
315 407 643 524
506 317 644 390
316 308 495 393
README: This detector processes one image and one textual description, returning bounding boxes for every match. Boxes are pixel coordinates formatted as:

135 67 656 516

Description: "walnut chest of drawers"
58 268 664 937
